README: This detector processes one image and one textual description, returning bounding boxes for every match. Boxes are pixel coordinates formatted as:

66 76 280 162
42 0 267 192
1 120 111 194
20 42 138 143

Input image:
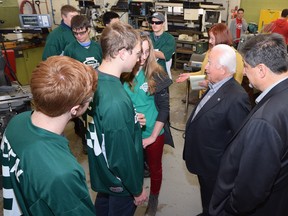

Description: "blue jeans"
94 192 136 216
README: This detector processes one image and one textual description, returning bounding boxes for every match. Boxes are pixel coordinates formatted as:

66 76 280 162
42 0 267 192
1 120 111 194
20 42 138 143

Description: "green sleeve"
161 33 176 61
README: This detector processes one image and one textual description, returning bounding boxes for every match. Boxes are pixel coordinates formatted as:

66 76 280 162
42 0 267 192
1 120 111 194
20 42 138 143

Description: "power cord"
170 124 185 132
170 124 186 140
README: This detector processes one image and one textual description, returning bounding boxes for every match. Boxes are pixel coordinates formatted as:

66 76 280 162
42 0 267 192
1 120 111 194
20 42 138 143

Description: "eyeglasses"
150 21 163 25
73 30 87 36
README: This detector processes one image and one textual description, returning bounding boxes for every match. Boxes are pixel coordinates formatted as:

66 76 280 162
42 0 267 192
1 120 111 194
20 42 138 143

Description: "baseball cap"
151 12 165 22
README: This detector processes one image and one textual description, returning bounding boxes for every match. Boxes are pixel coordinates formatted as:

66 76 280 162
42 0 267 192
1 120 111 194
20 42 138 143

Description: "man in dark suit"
209 34 288 216
183 44 251 216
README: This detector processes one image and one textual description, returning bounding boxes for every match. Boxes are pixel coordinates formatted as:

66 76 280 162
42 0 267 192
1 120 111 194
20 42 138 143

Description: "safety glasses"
73 30 87 36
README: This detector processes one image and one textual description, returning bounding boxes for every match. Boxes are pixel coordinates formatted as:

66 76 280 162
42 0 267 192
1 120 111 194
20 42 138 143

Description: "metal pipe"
49 0 58 25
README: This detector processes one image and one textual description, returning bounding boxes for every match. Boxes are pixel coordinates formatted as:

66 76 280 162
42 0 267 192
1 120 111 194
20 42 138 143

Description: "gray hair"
212 44 236 74
239 33 288 74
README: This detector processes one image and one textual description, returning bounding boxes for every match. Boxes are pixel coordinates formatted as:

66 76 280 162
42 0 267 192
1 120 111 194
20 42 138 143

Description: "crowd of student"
1 4 288 216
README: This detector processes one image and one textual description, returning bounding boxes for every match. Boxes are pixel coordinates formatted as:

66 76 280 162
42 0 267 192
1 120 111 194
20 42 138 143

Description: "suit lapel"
186 87 209 128
192 91 223 122
190 79 235 123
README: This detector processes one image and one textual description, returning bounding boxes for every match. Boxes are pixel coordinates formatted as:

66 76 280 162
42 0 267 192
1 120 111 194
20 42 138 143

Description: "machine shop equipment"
0 14 45 140
0 45 32 140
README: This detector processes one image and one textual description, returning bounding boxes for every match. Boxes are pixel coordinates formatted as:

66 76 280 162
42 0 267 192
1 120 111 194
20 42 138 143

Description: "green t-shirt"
123 69 164 138
1 111 95 215
150 31 176 72
64 40 102 69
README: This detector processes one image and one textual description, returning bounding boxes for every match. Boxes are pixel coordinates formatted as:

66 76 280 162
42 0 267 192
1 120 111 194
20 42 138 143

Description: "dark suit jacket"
210 78 288 216
183 78 251 178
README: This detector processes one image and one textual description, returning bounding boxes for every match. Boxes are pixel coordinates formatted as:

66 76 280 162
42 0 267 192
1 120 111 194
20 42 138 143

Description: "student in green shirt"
149 12 175 75
64 15 102 153
42 5 79 60
1 56 97 215
64 15 102 69
86 22 147 216
122 33 173 216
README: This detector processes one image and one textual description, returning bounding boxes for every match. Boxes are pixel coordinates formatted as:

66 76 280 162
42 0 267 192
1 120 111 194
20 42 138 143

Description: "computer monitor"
202 10 221 32
205 10 220 23
19 14 51 29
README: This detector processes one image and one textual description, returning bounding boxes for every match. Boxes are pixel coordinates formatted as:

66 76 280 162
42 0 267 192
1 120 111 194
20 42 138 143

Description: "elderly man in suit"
209 34 288 216
183 44 251 216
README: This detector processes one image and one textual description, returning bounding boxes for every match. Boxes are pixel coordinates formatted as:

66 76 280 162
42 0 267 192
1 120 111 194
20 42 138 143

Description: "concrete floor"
65 68 202 216
0 69 203 216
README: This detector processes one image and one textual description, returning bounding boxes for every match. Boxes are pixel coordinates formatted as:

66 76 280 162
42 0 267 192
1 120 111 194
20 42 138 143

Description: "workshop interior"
0 0 286 192
0 0 286 140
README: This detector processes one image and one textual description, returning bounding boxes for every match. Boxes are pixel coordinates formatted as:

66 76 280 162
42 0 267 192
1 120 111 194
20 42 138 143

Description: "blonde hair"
122 34 165 94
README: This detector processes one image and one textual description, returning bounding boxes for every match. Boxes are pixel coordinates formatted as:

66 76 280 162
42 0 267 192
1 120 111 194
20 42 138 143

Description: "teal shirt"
64 40 102 68
123 69 164 138
150 31 176 72
42 23 76 60
1 111 95 215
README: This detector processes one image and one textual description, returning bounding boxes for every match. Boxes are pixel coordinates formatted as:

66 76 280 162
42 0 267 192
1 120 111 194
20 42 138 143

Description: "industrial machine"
183 52 206 72
0 47 32 140
19 14 52 29
0 14 39 140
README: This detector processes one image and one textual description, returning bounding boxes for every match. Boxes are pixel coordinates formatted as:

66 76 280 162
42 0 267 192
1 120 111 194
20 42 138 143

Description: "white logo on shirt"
140 82 148 92
83 57 99 69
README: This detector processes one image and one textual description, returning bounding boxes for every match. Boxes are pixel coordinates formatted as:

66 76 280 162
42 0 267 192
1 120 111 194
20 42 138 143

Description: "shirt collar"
153 33 162 41
209 76 233 93
60 20 71 29
255 77 288 103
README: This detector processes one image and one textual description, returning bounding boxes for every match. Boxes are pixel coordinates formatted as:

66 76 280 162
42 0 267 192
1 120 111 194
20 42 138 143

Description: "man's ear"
119 48 127 61
70 105 80 117
61 14 67 20
257 63 266 78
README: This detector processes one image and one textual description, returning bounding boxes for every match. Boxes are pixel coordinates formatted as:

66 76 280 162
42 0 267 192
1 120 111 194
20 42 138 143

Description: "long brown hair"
122 34 165 94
